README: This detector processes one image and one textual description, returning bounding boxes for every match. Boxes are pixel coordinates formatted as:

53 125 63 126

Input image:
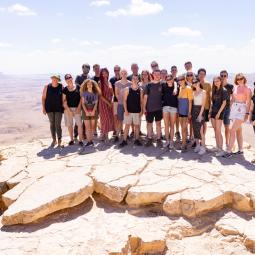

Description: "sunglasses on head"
166 77 173 81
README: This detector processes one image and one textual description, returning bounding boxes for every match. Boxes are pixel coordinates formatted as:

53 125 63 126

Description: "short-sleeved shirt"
223 83 234 108
201 82 211 110
75 74 90 87
93 76 100 83
115 80 131 105
144 82 163 112
110 76 120 102
162 82 179 108
178 86 193 101
82 91 98 111
211 88 228 113
63 86 81 108
127 74 141 82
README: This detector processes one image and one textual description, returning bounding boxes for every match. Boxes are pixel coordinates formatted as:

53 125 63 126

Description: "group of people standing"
41 60 255 159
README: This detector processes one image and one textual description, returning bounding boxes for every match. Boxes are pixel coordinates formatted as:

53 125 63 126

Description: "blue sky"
0 0 255 74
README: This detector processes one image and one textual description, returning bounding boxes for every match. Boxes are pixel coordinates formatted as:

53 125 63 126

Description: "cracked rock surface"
0 126 255 254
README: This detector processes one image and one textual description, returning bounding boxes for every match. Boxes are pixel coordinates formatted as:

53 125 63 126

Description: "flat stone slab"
2 169 94 225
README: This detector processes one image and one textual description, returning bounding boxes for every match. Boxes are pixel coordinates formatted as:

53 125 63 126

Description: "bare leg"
170 113 176 142
215 120 223 150
123 124 130 141
78 124 83 142
163 112 170 142
147 122 153 139
68 126 74 141
180 117 188 146
134 125 140 140
224 124 230 148
228 120 242 152
156 121 162 140
85 120 92 142
236 126 243 151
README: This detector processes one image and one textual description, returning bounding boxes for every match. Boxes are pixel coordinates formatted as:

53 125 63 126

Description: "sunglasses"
236 77 244 81
166 78 173 81
178 78 185 82
151 65 158 68
114 69 120 72
220 74 227 78
187 74 193 77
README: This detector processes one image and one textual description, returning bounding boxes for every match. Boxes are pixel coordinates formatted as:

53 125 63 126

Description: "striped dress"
99 81 114 135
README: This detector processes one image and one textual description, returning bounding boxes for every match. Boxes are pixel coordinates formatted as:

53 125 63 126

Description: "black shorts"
211 111 224 120
179 114 188 118
204 109 210 122
146 110 162 123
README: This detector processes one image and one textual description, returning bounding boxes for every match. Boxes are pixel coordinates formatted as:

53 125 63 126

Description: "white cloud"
250 38 255 44
0 42 12 48
51 38 62 44
162 27 202 37
106 0 163 17
8 4 37 16
79 40 101 46
90 1 110 7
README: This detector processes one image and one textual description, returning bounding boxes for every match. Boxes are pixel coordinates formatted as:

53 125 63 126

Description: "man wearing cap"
42 75 64 147
63 74 83 146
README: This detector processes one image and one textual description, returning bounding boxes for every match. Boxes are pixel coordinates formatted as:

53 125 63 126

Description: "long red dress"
99 81 114 135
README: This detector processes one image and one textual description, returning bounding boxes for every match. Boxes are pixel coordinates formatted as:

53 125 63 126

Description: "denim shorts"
163 106 178 115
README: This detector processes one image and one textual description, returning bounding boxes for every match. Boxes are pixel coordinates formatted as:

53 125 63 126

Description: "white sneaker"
169 141 174 149
215 150 225 157
198 146 206 155
164 141 170 148
194 145 200 153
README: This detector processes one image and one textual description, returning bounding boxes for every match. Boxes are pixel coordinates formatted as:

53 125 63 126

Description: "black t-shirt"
93 76 100 83
252 95 255 115
223 83 234 108
110 76 120 102
144 82 163 112
162 82 179 108
63 86 81 108
45 83 63 113
75 74 89 87
212 88 228 113
127 74 141 82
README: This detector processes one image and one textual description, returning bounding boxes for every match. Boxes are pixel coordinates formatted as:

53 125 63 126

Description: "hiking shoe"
234 150 244 155
68 140 74 146
192 141 197 148
144 138 153 147
78 141 84 147
119 140 128 148
134 139 142 146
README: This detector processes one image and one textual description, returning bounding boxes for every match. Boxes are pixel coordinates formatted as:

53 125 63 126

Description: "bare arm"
75 99 82 114
42 85 47 115
115 83 120 101
123 88 129 115
140 90 143 115
199 91 206 117
143 94 148 113
217 100 226 117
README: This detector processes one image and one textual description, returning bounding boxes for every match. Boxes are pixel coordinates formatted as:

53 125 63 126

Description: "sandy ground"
0 74 254 150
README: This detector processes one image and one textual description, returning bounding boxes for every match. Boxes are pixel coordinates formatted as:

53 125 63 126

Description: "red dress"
99 81 114 135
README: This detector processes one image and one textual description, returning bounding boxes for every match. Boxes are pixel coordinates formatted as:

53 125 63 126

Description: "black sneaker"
144 138 153 147
234 150 244 155
156 139 163 148
223 152 233 158
85 141 94 147
119 140 128 148
78 141 83 147
68 140 74 146
113 136 119 143
134 139 142 146
192 141 197 148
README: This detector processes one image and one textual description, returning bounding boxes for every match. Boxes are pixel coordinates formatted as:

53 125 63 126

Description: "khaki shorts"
123 113 140 125
64 108 82 127
113 102 118 115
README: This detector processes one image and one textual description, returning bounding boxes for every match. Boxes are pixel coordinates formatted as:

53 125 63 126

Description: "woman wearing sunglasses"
162 74 179 149
224 74 251 158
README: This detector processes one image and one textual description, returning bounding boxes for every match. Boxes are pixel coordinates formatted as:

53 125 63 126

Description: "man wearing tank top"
119 75 143 147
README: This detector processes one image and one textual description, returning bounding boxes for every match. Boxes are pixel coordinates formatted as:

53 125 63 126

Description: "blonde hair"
234 73 247 85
